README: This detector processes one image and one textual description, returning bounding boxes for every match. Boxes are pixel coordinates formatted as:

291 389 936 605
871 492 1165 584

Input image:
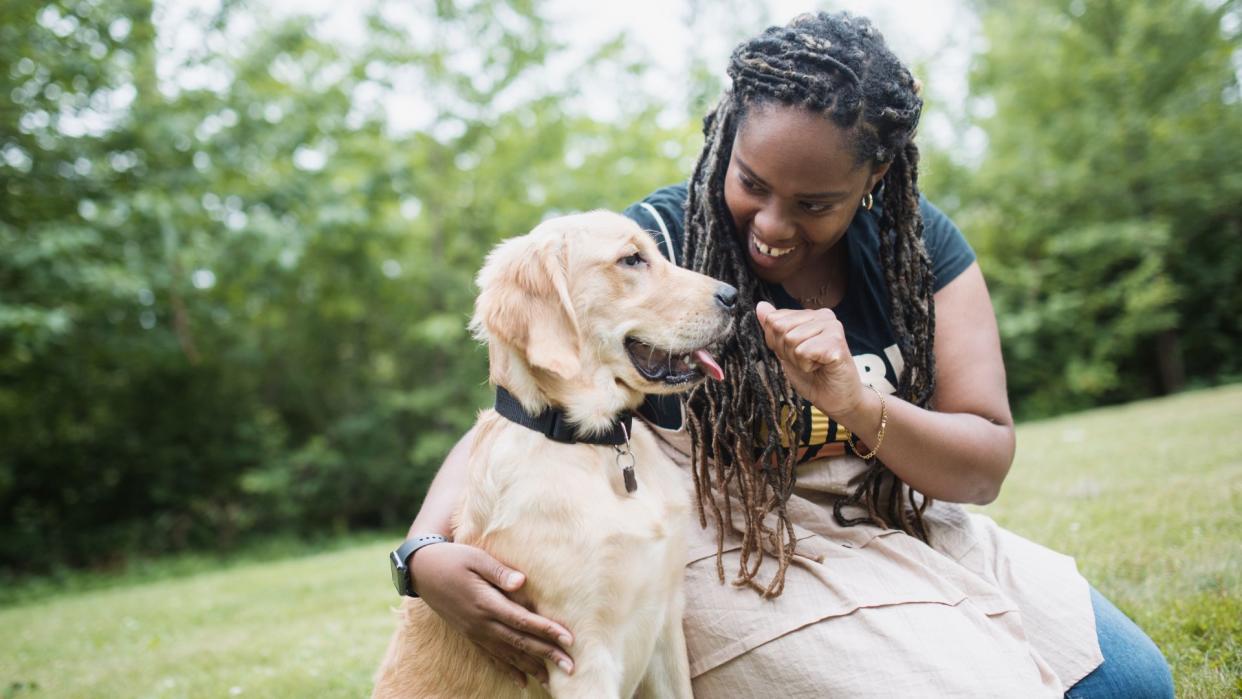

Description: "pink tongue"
692 349 725 382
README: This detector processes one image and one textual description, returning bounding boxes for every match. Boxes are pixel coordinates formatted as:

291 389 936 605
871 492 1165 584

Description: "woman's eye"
618 253 645 267
738 172 763 192
802 201 833 214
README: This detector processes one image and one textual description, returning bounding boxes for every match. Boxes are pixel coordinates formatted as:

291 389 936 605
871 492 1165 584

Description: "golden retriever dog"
371 210 735 698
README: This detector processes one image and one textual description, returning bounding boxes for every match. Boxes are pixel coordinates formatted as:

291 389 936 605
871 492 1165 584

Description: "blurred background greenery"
1 0 1239 576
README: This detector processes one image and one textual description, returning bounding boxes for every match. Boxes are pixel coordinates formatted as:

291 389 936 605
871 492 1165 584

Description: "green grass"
0 539 398 698
0 532 390 610
975 383 1242 698
3 385 1240 698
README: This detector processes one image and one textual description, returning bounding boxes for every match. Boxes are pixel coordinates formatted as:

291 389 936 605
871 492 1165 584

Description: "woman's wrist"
407 519 452 540
406 538 452 594
832 384 885 454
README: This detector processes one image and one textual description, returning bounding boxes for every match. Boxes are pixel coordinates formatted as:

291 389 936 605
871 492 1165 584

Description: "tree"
0 0 700 571
945 0 1242 417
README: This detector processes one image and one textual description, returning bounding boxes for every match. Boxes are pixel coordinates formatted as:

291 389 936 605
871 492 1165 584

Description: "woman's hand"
410 542 575 688
755 301 862 417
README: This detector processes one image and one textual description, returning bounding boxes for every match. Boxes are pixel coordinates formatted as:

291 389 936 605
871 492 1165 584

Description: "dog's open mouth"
625 338 725 385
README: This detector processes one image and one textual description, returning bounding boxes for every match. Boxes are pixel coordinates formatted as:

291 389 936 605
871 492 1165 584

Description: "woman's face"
724 103 888 285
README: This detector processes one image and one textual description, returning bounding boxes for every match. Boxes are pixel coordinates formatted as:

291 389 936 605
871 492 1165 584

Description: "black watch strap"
391 534 449 598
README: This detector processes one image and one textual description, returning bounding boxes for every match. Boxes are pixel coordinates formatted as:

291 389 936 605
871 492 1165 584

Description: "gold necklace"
797 282 833 308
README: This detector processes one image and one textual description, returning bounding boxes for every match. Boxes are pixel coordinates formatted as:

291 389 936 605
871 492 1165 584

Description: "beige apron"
647 422 1104 698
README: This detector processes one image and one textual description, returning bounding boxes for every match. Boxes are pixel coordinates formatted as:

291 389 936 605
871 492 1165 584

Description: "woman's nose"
753 203 796 243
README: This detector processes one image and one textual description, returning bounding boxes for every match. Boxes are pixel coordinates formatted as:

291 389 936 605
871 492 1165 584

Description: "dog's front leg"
633 607 693 699
546 641 625 699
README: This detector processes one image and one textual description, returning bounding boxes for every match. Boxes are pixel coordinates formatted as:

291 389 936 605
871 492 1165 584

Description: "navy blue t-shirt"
622 183 976 455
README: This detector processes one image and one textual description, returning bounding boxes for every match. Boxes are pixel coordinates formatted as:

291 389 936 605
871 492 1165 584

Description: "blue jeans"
1065 587 1174 698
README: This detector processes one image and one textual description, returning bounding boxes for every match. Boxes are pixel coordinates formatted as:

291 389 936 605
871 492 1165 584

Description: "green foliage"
990 220 1180 415
0 0 698 571
942 0 1242 418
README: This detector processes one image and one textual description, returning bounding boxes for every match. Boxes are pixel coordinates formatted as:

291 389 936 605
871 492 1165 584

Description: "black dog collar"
494 386 633 447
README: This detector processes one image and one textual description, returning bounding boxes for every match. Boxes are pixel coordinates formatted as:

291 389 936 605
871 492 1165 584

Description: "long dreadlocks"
682 12 936 597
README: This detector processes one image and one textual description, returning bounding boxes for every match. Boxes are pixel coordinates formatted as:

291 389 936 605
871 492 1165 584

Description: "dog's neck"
493 386 633 447
491 344 641 438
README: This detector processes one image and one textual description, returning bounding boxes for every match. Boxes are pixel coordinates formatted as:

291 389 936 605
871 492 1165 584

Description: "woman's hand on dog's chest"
755 301 863 418
409 541 576 688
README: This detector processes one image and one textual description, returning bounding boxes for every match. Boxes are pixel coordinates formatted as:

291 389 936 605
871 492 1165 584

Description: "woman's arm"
403 428 576 687
757 261 1015 505
835 262 1014 504
405 427 476 540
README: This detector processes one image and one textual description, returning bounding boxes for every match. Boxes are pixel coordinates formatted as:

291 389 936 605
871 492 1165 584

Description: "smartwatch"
389 534 450 597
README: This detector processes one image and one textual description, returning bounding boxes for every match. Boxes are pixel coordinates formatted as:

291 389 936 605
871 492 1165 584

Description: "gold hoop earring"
862 192 874 211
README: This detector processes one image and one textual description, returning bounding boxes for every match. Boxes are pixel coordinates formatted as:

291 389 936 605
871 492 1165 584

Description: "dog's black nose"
715 284 738 310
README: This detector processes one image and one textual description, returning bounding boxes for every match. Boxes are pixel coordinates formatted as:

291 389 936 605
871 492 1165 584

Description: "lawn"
3 385 1240 698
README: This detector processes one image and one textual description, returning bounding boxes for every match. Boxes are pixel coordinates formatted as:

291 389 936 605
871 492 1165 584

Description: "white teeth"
682 354 692 365
754 237 795 258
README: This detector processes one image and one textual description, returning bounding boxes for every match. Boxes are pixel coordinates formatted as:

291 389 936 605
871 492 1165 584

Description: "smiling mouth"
753 235 796 258
625 338 725 385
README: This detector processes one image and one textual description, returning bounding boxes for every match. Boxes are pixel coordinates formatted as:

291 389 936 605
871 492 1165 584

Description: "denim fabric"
1065 587 1174 698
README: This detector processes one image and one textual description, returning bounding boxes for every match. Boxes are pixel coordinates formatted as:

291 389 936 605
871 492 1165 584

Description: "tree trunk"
1155 329 1185 394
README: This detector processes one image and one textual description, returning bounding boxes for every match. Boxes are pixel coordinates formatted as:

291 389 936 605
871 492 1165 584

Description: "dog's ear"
471 231 581 381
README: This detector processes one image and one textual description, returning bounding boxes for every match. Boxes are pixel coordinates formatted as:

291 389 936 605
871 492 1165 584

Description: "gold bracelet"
848 384 888 461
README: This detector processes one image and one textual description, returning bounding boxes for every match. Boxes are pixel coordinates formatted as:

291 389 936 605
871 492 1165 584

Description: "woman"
400 12 1173 698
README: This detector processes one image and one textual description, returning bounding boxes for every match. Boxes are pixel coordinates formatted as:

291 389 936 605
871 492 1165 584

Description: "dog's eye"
618 253 646 268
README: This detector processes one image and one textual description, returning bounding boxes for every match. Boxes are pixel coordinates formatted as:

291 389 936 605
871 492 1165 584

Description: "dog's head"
471 210 735 435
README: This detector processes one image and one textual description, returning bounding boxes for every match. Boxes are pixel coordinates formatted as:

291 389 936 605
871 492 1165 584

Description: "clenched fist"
755 301 864 418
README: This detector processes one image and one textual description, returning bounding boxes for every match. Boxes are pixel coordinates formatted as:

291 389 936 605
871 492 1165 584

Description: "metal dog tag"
615 448 637 493
615 422 637 493
622 465 637 493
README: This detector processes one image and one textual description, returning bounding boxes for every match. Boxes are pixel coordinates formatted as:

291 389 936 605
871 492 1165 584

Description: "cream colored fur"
371 211 732 699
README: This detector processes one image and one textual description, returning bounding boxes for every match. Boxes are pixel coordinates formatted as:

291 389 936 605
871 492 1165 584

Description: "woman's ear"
867 161 891 193
471 231 582 381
